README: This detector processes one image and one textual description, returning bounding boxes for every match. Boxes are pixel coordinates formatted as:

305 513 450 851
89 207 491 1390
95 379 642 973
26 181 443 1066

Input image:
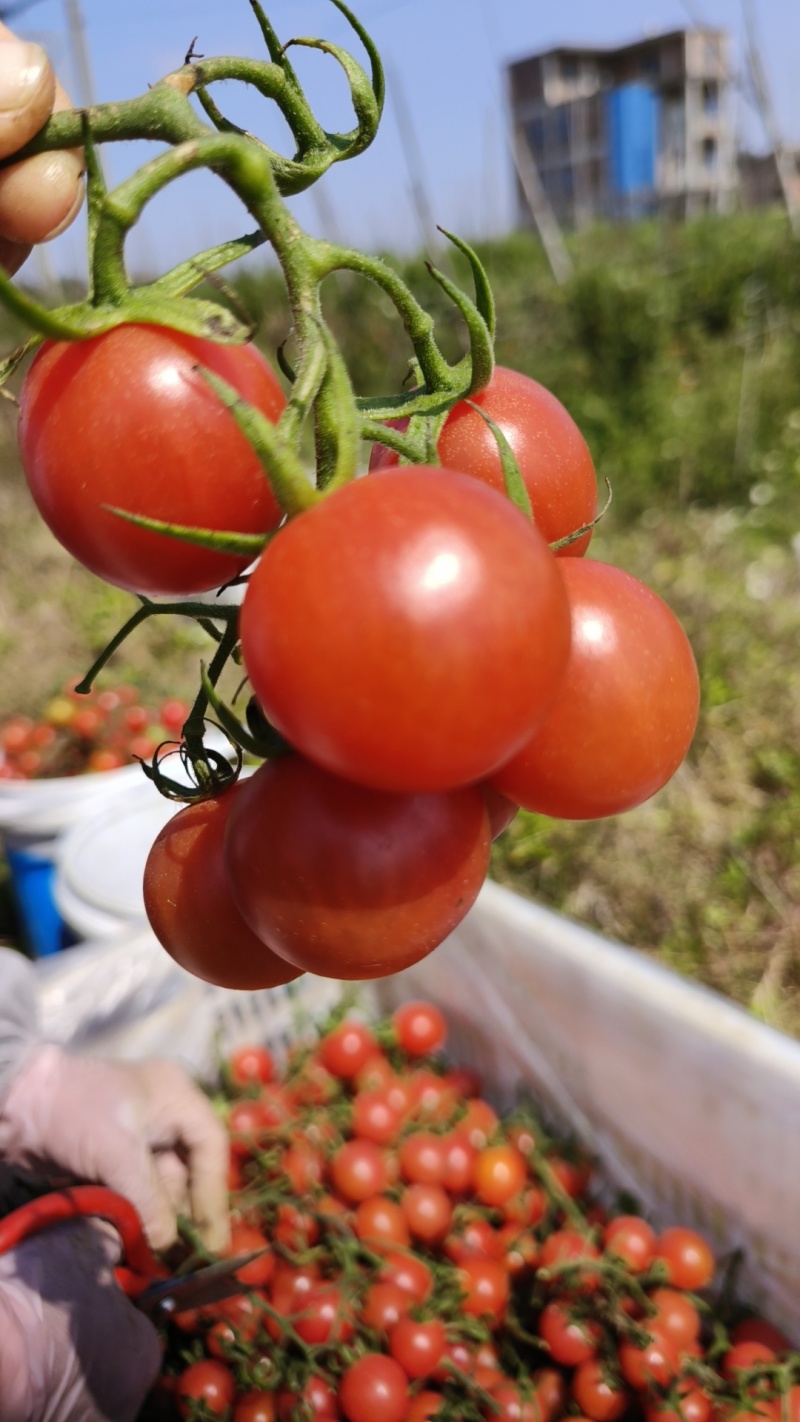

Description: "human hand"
0 21 83 274
0 1045 231 1252
0 1216 162 1422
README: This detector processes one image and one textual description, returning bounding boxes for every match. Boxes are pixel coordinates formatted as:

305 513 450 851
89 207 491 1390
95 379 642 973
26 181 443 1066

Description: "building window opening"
702 136 717 169
703 80 719 115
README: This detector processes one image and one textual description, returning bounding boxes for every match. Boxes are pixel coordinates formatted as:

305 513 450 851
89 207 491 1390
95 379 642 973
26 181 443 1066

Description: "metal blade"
137 1248 269 1317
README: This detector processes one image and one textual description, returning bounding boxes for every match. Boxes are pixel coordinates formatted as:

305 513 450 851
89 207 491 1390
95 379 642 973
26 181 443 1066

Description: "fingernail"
0 40 47 114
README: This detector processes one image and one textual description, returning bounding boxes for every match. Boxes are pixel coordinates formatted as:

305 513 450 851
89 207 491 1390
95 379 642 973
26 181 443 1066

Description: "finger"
144 1062 231 1252
154 1148 190 1220
88 1138 180 1253
0 31 55 159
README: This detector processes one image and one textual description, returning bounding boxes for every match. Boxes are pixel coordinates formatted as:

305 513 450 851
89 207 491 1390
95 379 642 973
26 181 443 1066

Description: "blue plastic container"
5 844 73 958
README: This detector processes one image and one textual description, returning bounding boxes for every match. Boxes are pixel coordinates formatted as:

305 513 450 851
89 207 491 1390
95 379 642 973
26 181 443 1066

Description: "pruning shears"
0 1184 264 1318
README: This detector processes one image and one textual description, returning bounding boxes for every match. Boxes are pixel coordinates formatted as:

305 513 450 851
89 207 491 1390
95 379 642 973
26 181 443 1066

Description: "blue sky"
16 0 800 280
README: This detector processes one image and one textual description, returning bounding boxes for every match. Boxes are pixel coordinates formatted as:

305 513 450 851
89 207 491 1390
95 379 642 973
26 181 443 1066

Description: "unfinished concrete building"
508 29 738 228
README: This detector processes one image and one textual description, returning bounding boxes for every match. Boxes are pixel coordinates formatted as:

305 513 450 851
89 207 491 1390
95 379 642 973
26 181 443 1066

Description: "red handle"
0 1185 167 1285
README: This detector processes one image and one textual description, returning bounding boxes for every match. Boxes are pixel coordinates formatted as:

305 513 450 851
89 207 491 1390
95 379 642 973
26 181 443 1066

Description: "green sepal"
438 226 496 344
0 334 43 389
149 231 266 300
425 258 494 397
197 365 319 516
465 400 533 519
328 0 386 127
199 664 287 759
102 505 272 557
550 477 613 551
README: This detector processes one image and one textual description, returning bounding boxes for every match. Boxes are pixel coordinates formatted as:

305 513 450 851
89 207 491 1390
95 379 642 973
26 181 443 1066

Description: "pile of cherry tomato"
0 683 189 780
145 1003 798 1422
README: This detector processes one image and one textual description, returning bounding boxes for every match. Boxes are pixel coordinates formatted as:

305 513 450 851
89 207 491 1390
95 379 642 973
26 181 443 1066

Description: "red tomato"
490 559 699 819
379 1250 434 1304
618 1330 681 1390
389 1317 448 1379
224 754 491 979
319 1021 379 1079
539 1299 602 1366
369 367 598 555
339 1354 409 1422
330 1139 389 1203
291 1282 355 1345
228 1044 275 1087
401 1183 453 1245
457 1256 509 1322
19 325 286 596
572 1360 629 1422
143 788 303 991
226 1222 274 1287
351 1089 404 1145
604 1215 656 1273
482 1382 538 1422
721 1341 778 1379
234 1394 277 1422
730 1318 792 1352
360 1280 414 1332
406 1392 445 1422
441 1131 478 1195
472 1144 527 1207
392 1001 447 1057
239 467 571 793
277 1377 338 1421
353 1195 411 1250
398 1132 448 1185
177 1360 236 1418
646 1383 713 1422
647 1289 701 1351
654 1227 714 1291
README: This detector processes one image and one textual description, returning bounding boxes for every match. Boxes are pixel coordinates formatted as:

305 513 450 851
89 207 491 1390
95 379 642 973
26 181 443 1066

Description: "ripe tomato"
177 1360 236 1418
392 1000 447 1056
390 1317 448 1378
339 1354 409 1422
472 1144 527 1207
604 1215 656 1273
330 1139 389 1203
228 1044 275 1087
319 1021 379 1079
19 325 286 596
398 1132 448 1185
572 1360 629 1422
730 1318 792 1352
618 1330 680 1390
226 1222 274 1287
539 1300 601 1366
360 1280 414 1332
353 1195 410 1250
654 1227 714 1291
223 754 491 979
351 1089 404 1145
401 1183 453 1245
490 559 699 819
369 367 598 555
143 787 303 991
234 1394 277 1422
647 1289 701 1351
379 1250 434 1304
457 1256 509 1322
239 467 571 793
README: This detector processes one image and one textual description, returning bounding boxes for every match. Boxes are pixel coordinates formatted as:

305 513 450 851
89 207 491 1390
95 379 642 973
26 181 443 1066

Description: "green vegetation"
2 208 800 1029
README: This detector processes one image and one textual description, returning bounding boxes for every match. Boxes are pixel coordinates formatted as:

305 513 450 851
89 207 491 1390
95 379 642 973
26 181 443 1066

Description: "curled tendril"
137 728 243 804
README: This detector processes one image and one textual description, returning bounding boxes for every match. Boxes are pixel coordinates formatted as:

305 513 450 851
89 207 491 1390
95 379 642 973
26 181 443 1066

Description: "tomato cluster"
65 346 698 990
0 682 189 780
146 1005 799 1422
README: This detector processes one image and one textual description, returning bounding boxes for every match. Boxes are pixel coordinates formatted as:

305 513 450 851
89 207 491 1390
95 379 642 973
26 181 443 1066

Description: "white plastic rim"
55 782 181 923
54 872 138 941
0 761 144 839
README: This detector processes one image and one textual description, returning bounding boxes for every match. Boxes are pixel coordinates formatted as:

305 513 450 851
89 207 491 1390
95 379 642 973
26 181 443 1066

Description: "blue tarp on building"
607 84 658 215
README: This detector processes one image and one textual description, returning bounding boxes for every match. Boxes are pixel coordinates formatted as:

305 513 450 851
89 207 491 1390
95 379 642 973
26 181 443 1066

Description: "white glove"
0 1044 231 1252
0 1217 162 1422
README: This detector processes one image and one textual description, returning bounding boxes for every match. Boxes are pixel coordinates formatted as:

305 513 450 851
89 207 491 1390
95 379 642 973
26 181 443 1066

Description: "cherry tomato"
19 325 286 596
654 1227 714 1291
572 1360 629 1422
239 467 572 793
406 1392 445 1422
143 787 303 991
645 1382 713 1422
353 1195 410 1250
401 1182 453 1245
360 1280 414 1332
351 1089 404 1145
389 1316 447 1378
730 1318 792 1352
618 1330 681 1390
457 1256 509 1322
379 1250 434 1304
277 1376 338 1421
177 1360 236 1418
369 367 598 555
647 1289 701 1351
490 559 699 819
228 1044 275 1087
234 1394 277 1422
330 1139 389 1202
482 1381 538 1422
226 1222 274 1287
398 1132 448 1185
539 1299 602 1366
319 1021 379 1079
339 1354 409 1422
604 1215 657 1273
392 1001 447 1056
224 754 491 979
721 1341 778 1379
472 1144 527 1207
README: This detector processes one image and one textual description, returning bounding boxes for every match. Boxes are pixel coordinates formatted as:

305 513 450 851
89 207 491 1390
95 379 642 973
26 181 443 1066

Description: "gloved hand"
0 1044 231 1252
0 1216 162 1422
0 20 83 274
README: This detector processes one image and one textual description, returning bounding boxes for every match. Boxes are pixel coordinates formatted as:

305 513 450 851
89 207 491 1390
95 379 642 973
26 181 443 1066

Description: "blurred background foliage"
2 207 800 1030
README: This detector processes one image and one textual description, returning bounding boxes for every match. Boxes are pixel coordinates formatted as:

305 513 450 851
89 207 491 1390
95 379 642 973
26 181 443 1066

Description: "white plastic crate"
32 879 800 1336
